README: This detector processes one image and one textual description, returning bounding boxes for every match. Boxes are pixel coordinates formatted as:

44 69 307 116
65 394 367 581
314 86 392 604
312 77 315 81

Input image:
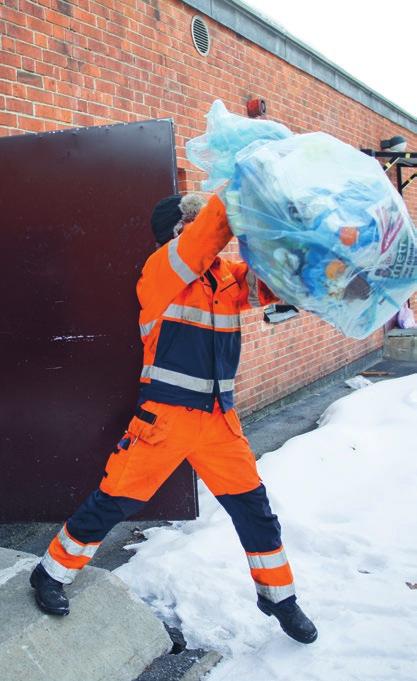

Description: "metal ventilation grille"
191 16 210 56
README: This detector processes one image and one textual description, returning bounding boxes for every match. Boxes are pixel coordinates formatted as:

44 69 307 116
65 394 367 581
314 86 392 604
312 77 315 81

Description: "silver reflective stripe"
214 313 240 329
219 379 234 392
255 583 296 604
247 548 288 570
140 319 158 337
165 304 213 327
41 552 79 585
168 238 198 284
164 304 240 331
58 526 99 559
142 365 214 393
246 269 260 307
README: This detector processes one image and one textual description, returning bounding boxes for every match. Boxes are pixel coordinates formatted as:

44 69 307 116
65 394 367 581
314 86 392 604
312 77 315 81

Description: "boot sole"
257 600 318 644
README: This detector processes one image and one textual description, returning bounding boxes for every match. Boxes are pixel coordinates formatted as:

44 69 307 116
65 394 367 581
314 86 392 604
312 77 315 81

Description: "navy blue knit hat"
151 194 182 246
151 194 206 245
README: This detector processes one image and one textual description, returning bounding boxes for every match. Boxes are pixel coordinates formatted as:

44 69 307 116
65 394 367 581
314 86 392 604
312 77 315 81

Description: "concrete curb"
0 547 171 681
181 651 222 681
134 648 222 681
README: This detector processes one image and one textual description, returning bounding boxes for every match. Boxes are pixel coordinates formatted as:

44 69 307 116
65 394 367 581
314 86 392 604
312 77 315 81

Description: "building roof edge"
182 0 417 134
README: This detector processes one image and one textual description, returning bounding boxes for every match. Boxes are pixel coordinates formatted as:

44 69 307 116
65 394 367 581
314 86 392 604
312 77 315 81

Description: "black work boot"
30 563 70 616
258 596 318 644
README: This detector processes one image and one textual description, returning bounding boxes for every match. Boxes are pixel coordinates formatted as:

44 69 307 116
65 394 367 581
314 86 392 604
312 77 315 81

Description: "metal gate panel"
0 121 198 521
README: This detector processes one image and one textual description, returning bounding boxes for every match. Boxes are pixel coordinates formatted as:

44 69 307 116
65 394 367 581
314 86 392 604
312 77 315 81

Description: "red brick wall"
1 0 416 414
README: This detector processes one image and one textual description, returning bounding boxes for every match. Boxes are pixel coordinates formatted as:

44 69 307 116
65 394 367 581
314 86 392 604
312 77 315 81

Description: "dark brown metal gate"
0 120 198 522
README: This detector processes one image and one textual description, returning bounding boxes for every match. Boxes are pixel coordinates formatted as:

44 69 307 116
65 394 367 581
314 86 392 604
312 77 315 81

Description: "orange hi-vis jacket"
136 194 276 412
41 195 296 605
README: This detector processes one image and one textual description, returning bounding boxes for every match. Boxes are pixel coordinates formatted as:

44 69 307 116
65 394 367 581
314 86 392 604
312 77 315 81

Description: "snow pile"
115 375 417 681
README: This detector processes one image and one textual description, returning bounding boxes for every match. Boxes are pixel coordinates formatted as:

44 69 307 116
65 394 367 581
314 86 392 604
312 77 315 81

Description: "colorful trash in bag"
186 100 417 339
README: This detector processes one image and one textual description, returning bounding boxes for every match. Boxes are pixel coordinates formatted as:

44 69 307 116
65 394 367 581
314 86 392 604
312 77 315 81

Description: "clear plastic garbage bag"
186 100 417 339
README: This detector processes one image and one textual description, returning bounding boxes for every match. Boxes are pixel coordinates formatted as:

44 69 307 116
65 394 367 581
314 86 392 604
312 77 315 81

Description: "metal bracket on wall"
264 303 299 324
361 150 417 195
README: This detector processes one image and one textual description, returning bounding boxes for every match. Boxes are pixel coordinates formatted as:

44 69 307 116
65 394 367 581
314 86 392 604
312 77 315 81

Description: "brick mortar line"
0 89 153 116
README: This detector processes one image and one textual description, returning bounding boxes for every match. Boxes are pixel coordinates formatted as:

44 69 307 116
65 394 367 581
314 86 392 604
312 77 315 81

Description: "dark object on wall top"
380 136 407 152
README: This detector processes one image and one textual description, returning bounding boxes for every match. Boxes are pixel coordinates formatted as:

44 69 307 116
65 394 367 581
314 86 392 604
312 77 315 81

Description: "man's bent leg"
40 490 145 584
190 406 296 605
30 490 145 615
192 406 317 642
216 484 296 606
31 402 187 614
217 484 317 643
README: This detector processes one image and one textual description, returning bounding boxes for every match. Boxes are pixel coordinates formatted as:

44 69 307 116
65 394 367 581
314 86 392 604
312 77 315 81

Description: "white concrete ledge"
0 548 171 681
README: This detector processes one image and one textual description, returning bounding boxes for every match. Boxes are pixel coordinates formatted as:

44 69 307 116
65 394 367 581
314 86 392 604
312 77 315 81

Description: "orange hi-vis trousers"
41 401 296 605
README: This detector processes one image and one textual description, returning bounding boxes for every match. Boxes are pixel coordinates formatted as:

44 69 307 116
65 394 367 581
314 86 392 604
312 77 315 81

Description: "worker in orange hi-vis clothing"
30 192 317 644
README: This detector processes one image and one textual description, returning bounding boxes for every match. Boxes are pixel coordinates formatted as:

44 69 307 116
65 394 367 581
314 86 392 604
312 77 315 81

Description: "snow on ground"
115 374 417 681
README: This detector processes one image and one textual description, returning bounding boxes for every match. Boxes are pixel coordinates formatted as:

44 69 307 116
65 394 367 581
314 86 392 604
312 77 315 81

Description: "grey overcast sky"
244 0 417 118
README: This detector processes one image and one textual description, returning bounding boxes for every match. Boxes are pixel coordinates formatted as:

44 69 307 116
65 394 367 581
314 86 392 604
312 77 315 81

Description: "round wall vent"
191 16 210 57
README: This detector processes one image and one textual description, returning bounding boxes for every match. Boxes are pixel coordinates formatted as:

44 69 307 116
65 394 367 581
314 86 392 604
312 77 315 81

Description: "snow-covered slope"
115 374 417 681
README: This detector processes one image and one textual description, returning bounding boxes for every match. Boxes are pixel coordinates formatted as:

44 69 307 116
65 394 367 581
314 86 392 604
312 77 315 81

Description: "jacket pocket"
126 405 170 446
100 405 170 491
220 278 241 301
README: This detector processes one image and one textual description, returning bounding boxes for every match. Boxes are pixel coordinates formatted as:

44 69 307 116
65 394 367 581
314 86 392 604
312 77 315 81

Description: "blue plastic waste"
186 100 417 339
